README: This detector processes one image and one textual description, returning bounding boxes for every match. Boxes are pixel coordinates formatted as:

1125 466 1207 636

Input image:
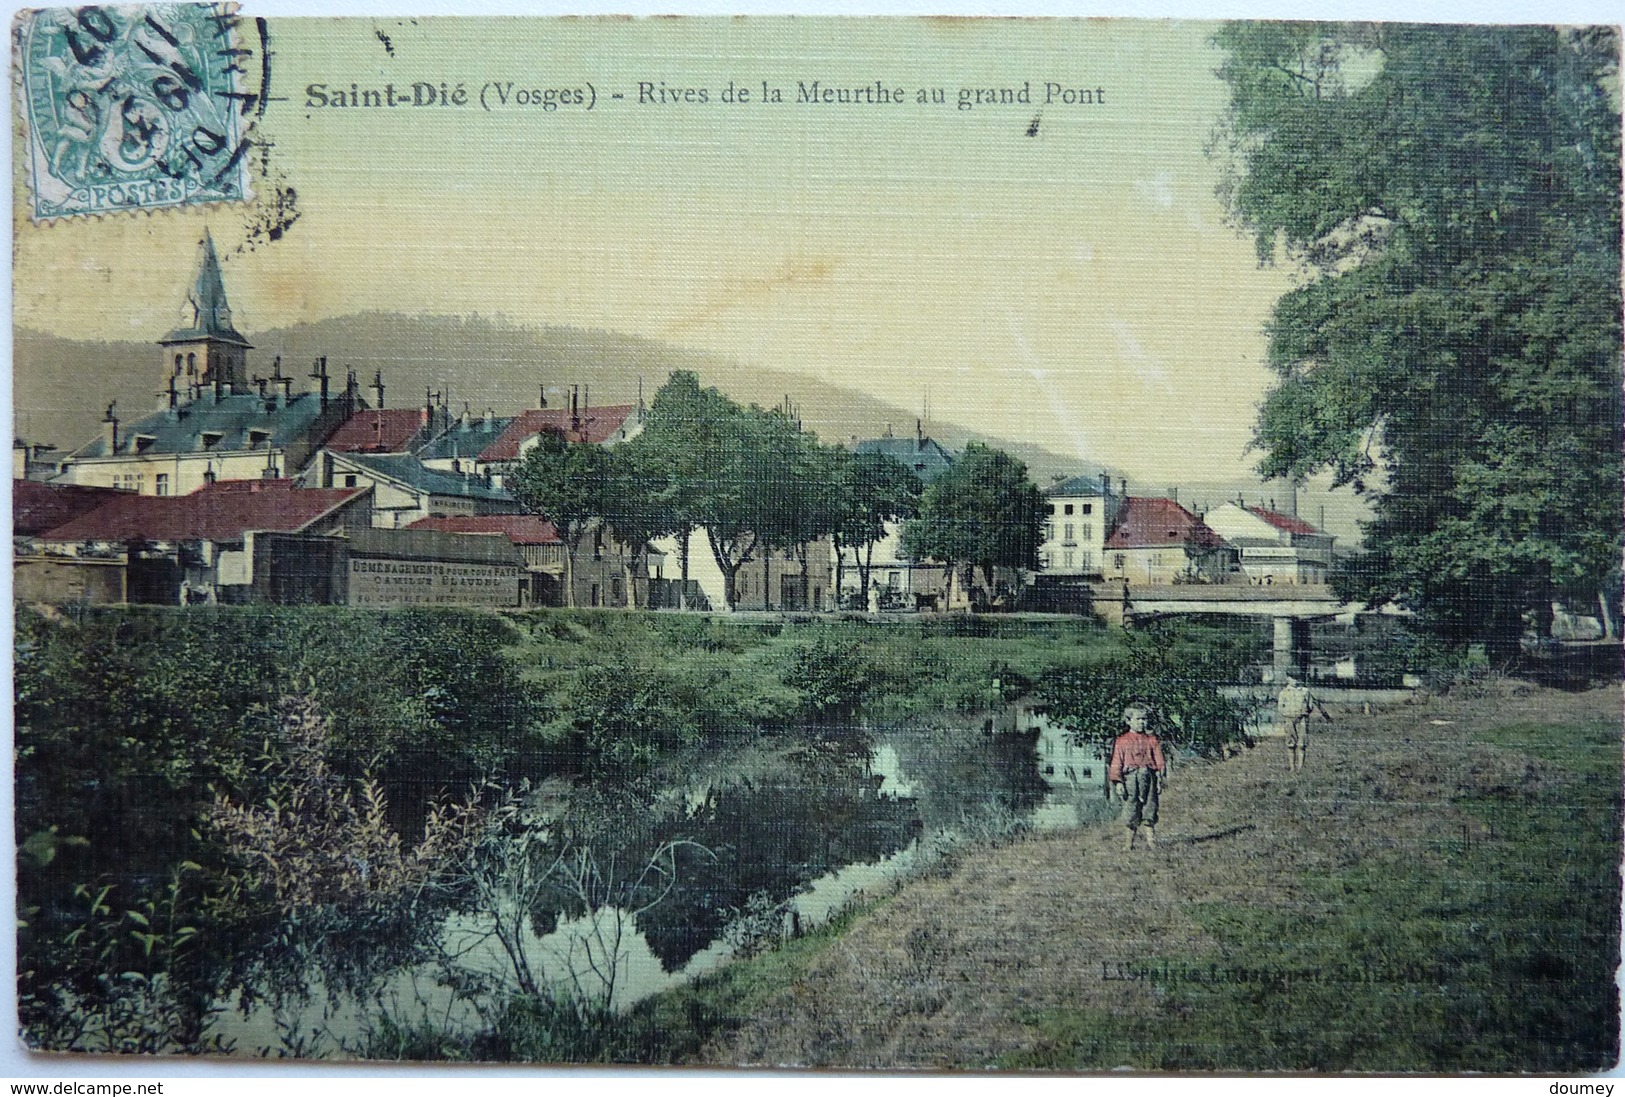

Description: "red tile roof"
324 408 429 453
13 481 134 537
40 479 367 542
1248 505 1321 536
478 405 636 462
1105 496 1228 550
407 514 561 545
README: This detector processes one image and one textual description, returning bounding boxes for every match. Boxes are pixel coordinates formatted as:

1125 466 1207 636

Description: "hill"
14 314 1104 485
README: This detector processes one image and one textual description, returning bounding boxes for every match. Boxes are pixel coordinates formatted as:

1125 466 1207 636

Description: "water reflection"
210 703 1117 1051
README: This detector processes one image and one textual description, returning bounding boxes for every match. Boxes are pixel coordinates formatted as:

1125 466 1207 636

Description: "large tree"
507 428 617 608
1214 23 1622 657
830 448 922 605
901 442 1043 609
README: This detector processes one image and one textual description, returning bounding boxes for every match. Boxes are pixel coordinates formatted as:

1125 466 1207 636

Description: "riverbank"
636 680 1622 1072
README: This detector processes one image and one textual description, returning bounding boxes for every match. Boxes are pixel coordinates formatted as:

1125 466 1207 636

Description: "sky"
14 16 1307 483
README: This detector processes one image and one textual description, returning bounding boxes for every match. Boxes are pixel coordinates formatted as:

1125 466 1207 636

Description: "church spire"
160 230 253 397
162 230 251 348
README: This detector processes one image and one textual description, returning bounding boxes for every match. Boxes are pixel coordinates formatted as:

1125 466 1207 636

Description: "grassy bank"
658 681 1621 1072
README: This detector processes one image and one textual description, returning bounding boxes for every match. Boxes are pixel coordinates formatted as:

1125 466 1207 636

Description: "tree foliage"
1213 23 1623 654
508 429 618 608
830 449 922 603
901 442 1044 605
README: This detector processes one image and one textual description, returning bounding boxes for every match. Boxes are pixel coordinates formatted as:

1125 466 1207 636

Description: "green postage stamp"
9 4 1624 1078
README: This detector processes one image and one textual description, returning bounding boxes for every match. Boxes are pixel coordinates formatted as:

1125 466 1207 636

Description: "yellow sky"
14 16 1297 482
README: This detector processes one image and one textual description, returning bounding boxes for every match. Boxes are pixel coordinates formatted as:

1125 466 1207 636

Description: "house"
33 478 372 604
455 390 643 489
13 438 61 482
417 408 514 477
1102 496 1236 585
1038 473 1124 577
407 513 654 608
54 234 360 496
322 390 449 456
13 481 138 605
305 451 515 528
1200 502 1335 585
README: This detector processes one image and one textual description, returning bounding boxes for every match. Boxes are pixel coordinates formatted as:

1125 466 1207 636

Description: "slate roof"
13 481 133 537
325 408 432 454
407 514 562 545
852 435 956 483
160 232 251 348
1248 505 1322 537
1044 473 1112 497
340 453 513 503
479 405 638 462
39 479 366 543
69 392 330 459
418 415 514 462
1104 497 1228 550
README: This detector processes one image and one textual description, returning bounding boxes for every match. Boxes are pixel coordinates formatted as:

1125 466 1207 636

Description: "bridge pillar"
1273 616 1311 679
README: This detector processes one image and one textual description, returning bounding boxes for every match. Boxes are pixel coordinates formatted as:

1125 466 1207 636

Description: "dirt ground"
703 682 1623 1069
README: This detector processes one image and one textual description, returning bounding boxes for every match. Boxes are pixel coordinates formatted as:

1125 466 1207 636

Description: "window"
248 430 271 448
343 474 358 488
1040 553 1050 569
1063 550 1074 568
1043 522 1054 542
1064 503 1075 515
1082 503 1093 515
1050 503 1059 515
590 583 601 607
1113 554 1126 569
132 435 156 454
200 432 223 451
1081 523 1092 542
1063 524 1074 544
154 473 169 497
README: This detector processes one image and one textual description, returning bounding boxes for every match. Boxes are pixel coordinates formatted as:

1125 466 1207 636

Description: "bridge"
1094 583 1407 678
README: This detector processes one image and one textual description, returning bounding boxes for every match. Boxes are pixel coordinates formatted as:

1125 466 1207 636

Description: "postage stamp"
8 6 1623 1080
15 2 255 219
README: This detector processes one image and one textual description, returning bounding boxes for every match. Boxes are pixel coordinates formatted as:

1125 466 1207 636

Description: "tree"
598 444 673 610
901 442 1043 609
830 449 922 606
625 372 738 610
508 429 617 608
1214 23 1623 658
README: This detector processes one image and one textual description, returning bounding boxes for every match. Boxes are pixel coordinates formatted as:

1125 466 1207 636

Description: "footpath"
695 682 1622 1072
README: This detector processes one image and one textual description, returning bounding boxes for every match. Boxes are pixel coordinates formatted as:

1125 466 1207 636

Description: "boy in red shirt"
1108 703 1167 850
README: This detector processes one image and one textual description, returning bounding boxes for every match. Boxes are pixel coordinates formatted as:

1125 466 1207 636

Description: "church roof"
851 434 956 483
68 392 331 459
38 479 366 543
478 405 638 462
160 232 252 348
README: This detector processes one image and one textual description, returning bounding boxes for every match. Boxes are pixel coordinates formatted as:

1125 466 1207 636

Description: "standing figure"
1276 675 1329 772
1108 703 1167 851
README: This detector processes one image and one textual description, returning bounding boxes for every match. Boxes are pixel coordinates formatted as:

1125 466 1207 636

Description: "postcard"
10 6 1622 1073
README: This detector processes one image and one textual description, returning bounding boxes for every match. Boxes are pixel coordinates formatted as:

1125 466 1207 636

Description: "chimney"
1171 486 1178 505
255 377 268 399
203 462 217 486
1119 477 1128 498
345 368 360 409
276 376 291 409
212 373 224 404
538 383 548 410
571 385 581 432
1101 471 1111 496
371 370 386 410
916 418 924 450
101 403 119 454
583 385 590 412
312 357 330 410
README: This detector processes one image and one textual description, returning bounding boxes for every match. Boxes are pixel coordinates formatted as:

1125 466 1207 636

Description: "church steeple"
159 230 253 398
